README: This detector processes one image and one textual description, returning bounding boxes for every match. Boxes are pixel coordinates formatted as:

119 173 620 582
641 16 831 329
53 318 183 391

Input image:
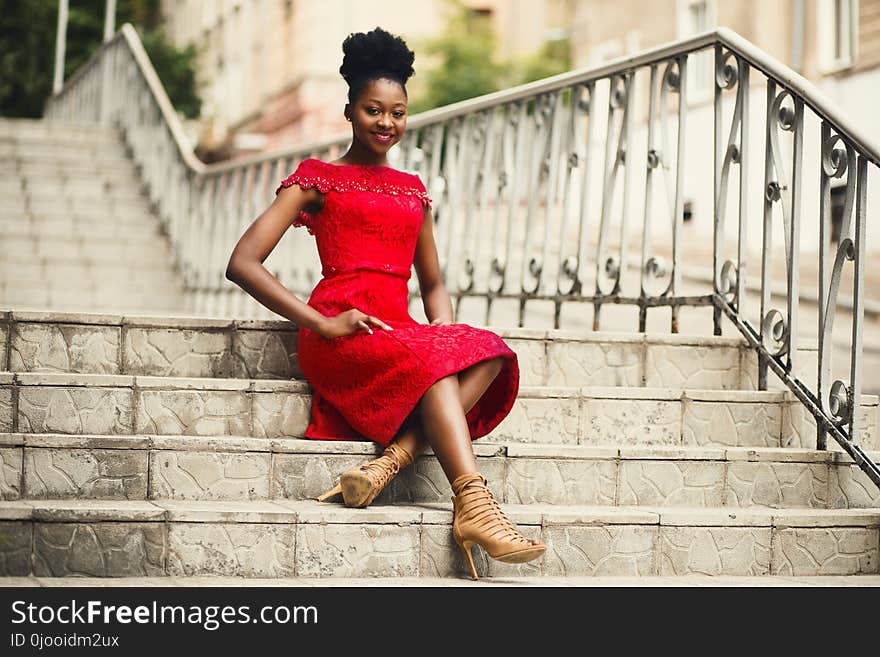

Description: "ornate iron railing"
44 24 879 487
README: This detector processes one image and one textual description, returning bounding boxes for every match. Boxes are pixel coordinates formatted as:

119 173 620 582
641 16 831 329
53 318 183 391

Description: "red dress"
275 158 520 447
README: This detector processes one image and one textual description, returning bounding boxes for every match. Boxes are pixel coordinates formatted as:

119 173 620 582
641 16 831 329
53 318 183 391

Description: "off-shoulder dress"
275 158 520 446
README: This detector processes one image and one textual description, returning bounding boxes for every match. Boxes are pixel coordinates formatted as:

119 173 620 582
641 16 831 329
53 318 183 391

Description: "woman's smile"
371 132 395 144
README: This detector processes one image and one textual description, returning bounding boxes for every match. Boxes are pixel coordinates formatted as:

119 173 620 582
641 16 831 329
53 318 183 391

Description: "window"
590 31 640 66
677 0 717 101
818 0 858 72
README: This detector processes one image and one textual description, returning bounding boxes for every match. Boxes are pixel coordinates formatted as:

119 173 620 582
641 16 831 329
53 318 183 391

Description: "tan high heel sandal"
316 442 414 508
451 472 546 580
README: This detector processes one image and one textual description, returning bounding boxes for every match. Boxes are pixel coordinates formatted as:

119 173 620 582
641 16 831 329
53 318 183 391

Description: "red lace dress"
275 158 520 447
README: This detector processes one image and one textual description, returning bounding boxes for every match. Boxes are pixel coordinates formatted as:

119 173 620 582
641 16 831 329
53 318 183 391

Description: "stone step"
0 163 140 183
1 152 135 172
16 166 140 182
0 290 185 313
0 296 187 316
6 574 880 586
5 165 140 185
0 203 151 223
2 283 185 307
14 173 145 193
0 118 123 140
0 138 128 154
0 218 163 242
1 235 173 262
0 499 876 578
0 180 23 194
0 256 178 279
1 209 163 226
0 309 814 389
19 185 147 204
3 280 185 304
0 135 121 152
1 197 150 216
1 433 876 509
0 262 180 289
3 142 133 157
0 371 876 448
0 213 161 234
0 144 133 162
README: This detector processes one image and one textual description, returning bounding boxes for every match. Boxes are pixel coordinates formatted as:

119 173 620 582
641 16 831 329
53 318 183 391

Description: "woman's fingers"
376 318 394 331
365 315 393 331
350 310 392 334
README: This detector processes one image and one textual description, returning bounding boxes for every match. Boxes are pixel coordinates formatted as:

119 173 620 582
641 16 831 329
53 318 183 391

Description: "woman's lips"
371 132 394 144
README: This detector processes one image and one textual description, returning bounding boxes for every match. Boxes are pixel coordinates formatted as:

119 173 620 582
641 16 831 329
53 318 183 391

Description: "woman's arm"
225 184 327 333
413 205 455 324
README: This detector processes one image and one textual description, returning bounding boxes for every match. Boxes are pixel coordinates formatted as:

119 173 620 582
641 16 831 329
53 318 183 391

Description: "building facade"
160 0 575 158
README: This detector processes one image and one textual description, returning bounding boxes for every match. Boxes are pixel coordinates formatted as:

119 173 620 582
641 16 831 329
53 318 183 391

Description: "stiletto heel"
316 483 342 503
315 443 414 508
457 540 479 581
451 472 546 580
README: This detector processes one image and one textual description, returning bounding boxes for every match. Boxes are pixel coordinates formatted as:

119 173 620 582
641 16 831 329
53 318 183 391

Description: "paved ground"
2 575 879 587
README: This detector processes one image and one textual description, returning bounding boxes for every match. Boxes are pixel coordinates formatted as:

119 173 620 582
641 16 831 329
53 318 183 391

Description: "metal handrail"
51 26 879 176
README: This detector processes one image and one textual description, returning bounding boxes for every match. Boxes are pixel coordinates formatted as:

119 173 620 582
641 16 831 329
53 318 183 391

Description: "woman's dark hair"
340 27 415 105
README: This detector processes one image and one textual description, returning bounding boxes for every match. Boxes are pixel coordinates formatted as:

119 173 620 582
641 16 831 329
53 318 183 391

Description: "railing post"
758 80 775 391
850 155 867 446
670 55 687 334
52 0 69 95
737 63 749 323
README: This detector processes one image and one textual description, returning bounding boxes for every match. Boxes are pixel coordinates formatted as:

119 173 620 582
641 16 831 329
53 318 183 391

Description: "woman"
225 27 545 580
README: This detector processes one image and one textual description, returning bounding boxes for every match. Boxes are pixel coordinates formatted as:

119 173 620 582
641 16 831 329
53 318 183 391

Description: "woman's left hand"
429 318 454 326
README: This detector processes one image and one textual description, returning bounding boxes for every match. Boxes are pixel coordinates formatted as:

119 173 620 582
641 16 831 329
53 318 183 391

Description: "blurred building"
570 0 880 140
160 0 575 159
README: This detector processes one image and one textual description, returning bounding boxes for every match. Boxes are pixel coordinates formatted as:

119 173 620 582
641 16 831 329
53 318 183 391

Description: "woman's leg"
397 357 544 580
416 374 477 481
392 357 504 462
318 357 506 506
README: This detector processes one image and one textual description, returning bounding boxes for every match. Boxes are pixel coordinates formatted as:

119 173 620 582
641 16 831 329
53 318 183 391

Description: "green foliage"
409 0 572 114
0 0 200 119
513 37 572 86
0 1 57 117
408 1 506 114
140 30 200 119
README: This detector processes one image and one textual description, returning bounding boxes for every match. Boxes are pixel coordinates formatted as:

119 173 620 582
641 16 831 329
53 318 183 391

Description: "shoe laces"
360 446 407 490
457 479 536 546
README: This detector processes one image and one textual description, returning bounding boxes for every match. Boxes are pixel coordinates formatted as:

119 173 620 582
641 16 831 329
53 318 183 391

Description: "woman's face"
346 78 407 156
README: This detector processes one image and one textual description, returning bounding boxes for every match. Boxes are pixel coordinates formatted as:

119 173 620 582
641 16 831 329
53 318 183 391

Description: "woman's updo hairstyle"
340 27 415 106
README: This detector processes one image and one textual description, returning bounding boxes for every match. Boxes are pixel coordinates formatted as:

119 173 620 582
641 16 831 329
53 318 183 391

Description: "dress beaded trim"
275 158 433 209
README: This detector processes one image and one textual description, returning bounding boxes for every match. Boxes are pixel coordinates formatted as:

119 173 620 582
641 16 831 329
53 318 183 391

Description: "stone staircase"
0 119 186 314
0 309 878 581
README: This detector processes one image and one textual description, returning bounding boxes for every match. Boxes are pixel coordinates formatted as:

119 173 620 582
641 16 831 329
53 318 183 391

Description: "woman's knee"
487 356 504 376
467 357 503 383
416 374 458 408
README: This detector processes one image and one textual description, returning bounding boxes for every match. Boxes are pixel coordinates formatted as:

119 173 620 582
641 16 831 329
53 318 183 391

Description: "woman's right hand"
317 308 394 339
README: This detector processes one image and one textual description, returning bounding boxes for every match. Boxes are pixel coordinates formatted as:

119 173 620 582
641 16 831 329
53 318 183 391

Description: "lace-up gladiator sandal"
451 472 547 580
316 442 414 508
